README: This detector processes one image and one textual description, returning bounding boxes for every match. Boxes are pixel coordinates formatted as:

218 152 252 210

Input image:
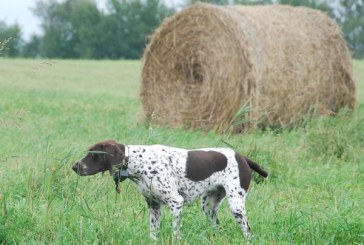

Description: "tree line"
1 0 363 59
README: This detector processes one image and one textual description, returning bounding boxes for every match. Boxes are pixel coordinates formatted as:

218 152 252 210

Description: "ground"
0 59 363 244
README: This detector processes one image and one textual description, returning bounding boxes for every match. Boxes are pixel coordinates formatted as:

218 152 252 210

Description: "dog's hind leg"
225 187 250 237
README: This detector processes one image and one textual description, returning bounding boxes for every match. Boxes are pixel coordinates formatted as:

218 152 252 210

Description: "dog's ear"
95 143 110 174
100 141 124 175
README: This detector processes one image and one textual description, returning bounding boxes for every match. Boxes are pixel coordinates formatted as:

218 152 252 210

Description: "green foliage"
186 0 272 4
186 0 231 5
0 59 363 243
277 0 330 11
30 0 174 59
0 21 23 57
32 0 104 58
99 0 175 59
22 35 42 58
333 0 364 59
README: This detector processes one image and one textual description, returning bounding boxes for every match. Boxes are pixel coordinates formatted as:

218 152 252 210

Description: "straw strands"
140 3 356 132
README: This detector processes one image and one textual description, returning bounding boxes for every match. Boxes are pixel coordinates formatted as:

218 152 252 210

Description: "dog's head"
72 140 125 176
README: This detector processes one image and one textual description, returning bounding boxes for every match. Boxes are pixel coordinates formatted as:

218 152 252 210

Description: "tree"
0 21 23 57
333 0 364 59
32 0 102 58
69 0 103 58
186 0 232 4
23 34 41 58
103 0 175 59
275 0 329 11
185 0 274 5
31 0 174 59
33 0 76 58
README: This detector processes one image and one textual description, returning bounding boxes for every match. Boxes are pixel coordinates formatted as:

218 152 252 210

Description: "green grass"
0 59 363 244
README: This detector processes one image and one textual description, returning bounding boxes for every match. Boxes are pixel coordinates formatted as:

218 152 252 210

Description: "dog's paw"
149 233 158 241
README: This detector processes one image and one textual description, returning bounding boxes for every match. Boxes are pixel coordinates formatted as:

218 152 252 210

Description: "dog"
72 139 268 240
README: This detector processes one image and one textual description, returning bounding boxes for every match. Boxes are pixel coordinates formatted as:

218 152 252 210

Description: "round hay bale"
140 3 356 132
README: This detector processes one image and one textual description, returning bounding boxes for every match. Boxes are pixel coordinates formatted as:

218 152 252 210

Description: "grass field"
0 59 363 244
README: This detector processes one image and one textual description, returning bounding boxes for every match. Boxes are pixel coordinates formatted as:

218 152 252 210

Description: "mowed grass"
0 59 363 244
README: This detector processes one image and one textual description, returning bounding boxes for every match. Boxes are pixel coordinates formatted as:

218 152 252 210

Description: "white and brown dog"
72 140 268 240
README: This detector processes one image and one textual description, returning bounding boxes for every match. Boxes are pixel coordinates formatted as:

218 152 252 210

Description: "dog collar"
113 145 130 193
123 145 129 169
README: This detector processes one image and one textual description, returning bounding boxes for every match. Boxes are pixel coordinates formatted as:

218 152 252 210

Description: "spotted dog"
72 140 268 240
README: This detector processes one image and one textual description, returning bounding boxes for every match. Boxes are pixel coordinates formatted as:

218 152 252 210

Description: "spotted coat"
72 140 268 240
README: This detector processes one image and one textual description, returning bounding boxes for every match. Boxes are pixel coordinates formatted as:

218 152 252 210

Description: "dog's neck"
118 144 129 169
124 145 130 168
113 144 130 193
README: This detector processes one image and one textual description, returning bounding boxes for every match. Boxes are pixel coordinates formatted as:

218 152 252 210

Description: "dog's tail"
246 157 268 178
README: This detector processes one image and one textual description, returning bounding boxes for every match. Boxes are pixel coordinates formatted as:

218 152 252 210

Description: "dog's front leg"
146 199 161 240
166 195 184 240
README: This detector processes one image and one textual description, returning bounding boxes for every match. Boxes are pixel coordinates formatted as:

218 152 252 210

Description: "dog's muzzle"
72 162 87 175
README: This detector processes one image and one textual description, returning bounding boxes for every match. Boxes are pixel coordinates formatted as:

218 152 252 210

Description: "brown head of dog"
72 140 125 176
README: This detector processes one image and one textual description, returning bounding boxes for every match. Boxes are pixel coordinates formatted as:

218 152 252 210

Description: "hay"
140 3 356 132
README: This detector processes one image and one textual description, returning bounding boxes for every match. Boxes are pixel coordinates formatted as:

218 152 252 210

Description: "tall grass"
0 59 363 244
